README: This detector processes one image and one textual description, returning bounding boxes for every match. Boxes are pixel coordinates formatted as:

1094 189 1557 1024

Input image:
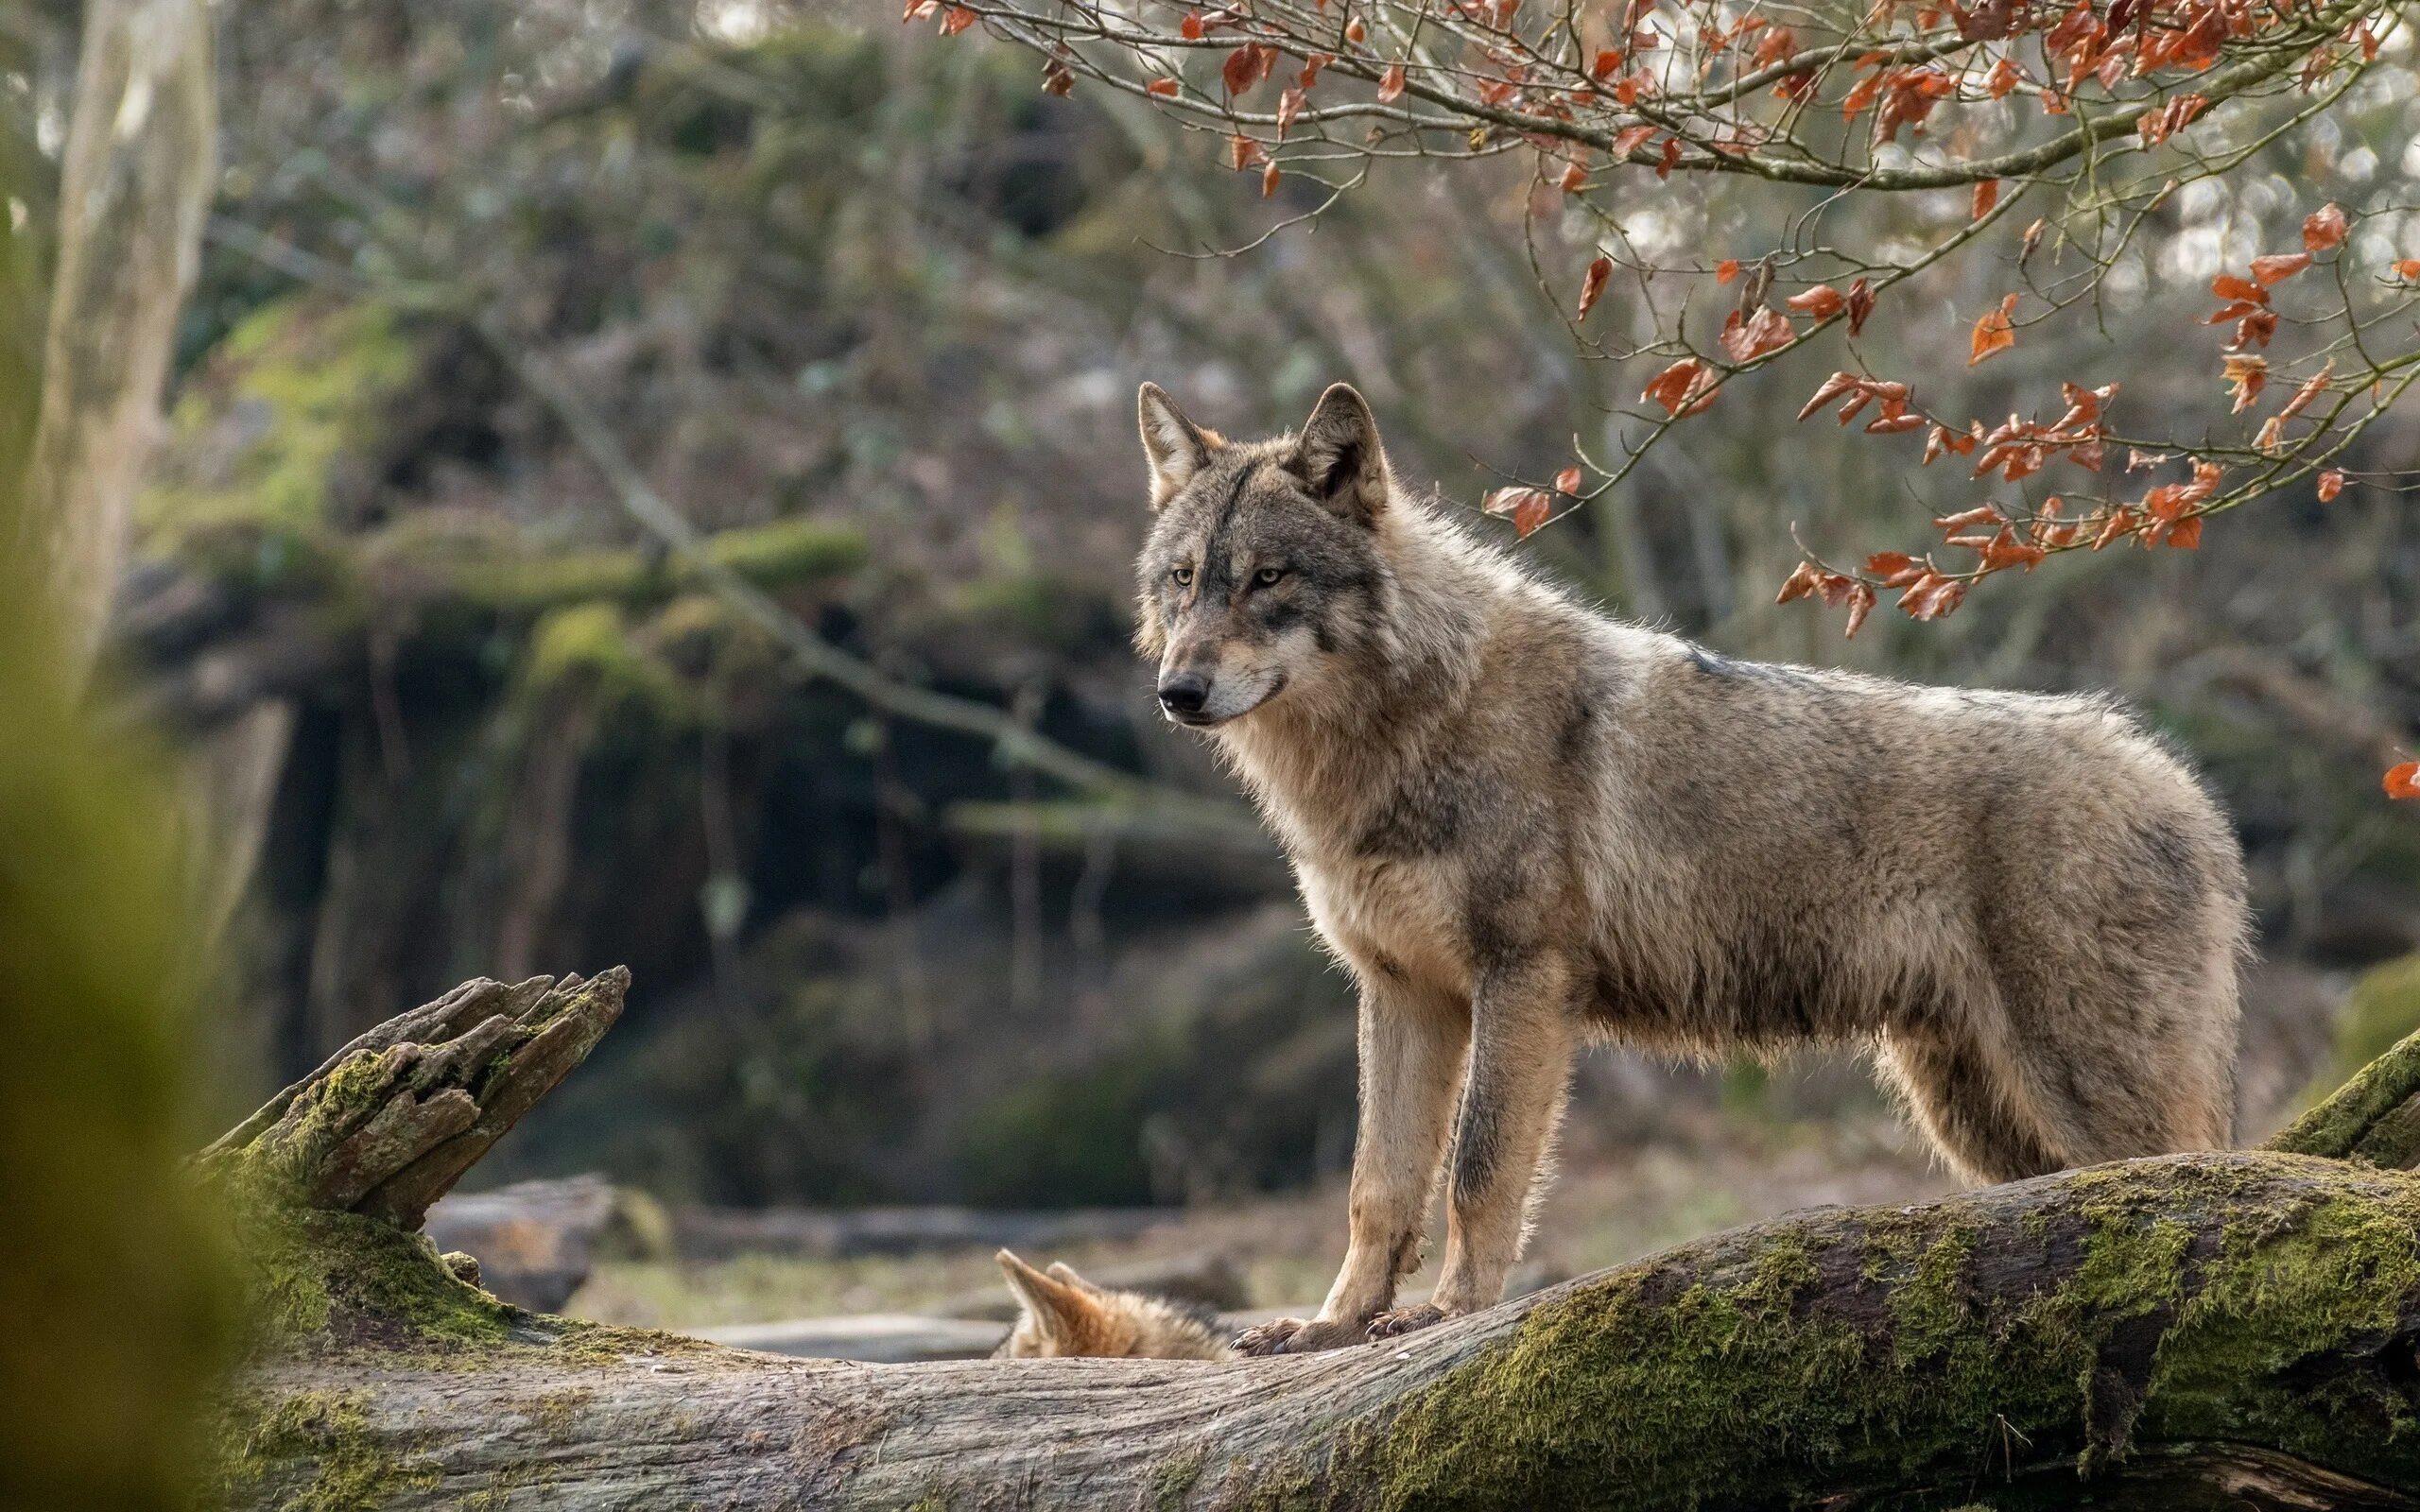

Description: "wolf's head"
1132 382 1395 730
993 1249 1236 1361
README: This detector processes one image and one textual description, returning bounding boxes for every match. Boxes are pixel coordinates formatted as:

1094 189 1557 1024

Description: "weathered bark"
199 970 627 1228
17 0 215 683
210 977 2420 1511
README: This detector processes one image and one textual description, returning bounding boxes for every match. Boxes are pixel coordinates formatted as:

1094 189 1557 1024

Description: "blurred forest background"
9 0 2420 1326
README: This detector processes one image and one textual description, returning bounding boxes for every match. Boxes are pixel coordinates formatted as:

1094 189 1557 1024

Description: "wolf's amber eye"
1171 565 1194 587
1254 566 1286 587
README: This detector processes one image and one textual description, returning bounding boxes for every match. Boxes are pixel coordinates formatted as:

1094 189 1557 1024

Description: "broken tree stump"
205 971 2420 1510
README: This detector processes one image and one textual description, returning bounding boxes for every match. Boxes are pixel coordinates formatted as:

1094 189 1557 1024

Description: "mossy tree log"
216 976 2420 1511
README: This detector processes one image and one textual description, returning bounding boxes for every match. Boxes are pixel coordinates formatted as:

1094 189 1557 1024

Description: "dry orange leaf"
1578 255 1614 319
2318 469 2344 502
1786 284 1845 318
1972 180 1999 218
2303 203 2348 252
1276 87 1305 133
1376 63 1407 102
1719 305 1794 363
1845 278 1876 336
1843 581 1877 638
1483 487 1553 538
2387 761 2420 800
1147 76 1181 96
1642 357 1718 416
1224 43 1274 95
2250 251 2312 286
1968 293 2019 366
2221 353 2266 414
1554 467 1583 494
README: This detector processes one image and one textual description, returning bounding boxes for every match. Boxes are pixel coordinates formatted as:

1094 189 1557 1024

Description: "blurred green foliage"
2312 954 2420 1107
0 307 234 1512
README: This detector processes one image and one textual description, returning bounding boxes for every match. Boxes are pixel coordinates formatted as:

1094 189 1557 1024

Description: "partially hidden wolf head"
1132 382 1397 730
993 1249 1236 1361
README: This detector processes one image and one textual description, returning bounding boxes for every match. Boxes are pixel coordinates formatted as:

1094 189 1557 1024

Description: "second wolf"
1132 381 2246 1355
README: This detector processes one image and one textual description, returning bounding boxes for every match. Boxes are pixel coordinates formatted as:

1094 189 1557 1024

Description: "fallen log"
209 972 2420 1510
668 1202 1171 1263
424 1175 622 1314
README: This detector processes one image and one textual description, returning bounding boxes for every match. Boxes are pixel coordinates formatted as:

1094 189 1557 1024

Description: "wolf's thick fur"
993 1250 1236 1360
1133 382 2248 1355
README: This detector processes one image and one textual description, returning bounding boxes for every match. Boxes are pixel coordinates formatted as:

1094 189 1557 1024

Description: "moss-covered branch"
2264 1022 2420 1168
209 980 2420 1511
200 971 627 1229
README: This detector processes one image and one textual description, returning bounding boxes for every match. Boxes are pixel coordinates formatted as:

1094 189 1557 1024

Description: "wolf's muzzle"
1157 671 1212 720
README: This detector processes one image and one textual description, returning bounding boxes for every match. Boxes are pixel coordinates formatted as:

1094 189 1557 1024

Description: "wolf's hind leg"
1236 972 1467 1356
1877 1024 2064 1185
1999 978 2238 1164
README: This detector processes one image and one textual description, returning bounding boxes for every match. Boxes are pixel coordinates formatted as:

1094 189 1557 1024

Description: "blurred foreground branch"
211 971 2420 1509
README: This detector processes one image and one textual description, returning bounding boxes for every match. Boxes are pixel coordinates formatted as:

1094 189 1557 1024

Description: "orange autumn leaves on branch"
1770 198 2369 646
934 0 2414 797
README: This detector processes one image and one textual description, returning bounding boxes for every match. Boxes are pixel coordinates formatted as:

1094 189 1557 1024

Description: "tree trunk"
208 974 2420 1511
16 0 215 685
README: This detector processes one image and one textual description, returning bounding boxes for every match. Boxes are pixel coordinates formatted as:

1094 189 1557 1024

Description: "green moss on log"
1288 1154 2420 1510
212 1388 438 1512
236 1208 513 1349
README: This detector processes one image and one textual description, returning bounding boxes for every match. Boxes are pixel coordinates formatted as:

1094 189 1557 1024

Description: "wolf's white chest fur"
1296 850 1472 997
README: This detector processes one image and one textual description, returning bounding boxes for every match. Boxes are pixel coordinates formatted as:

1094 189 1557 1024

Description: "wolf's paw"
1233 1315 1371 1355
1365 1303 1449 1341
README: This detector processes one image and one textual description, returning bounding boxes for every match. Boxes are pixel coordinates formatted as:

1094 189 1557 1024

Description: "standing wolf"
1132 381 2246 1355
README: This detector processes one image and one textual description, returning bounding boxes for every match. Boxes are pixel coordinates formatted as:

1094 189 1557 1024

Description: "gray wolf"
993 1249 1236 1360
1132 381 2246 1354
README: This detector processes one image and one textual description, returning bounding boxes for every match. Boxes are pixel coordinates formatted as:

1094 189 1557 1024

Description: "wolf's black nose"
1158 673 1209 716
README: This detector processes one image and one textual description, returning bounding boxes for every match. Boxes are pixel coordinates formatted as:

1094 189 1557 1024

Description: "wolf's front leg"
1235 973 1467 1356
1370 958 1575 1340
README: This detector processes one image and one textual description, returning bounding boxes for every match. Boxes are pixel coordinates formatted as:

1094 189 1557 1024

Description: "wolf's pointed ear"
1138 383 1218 508
1292 382 1390 525
1046 1261 1107 1295
997 1249 1104 1345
